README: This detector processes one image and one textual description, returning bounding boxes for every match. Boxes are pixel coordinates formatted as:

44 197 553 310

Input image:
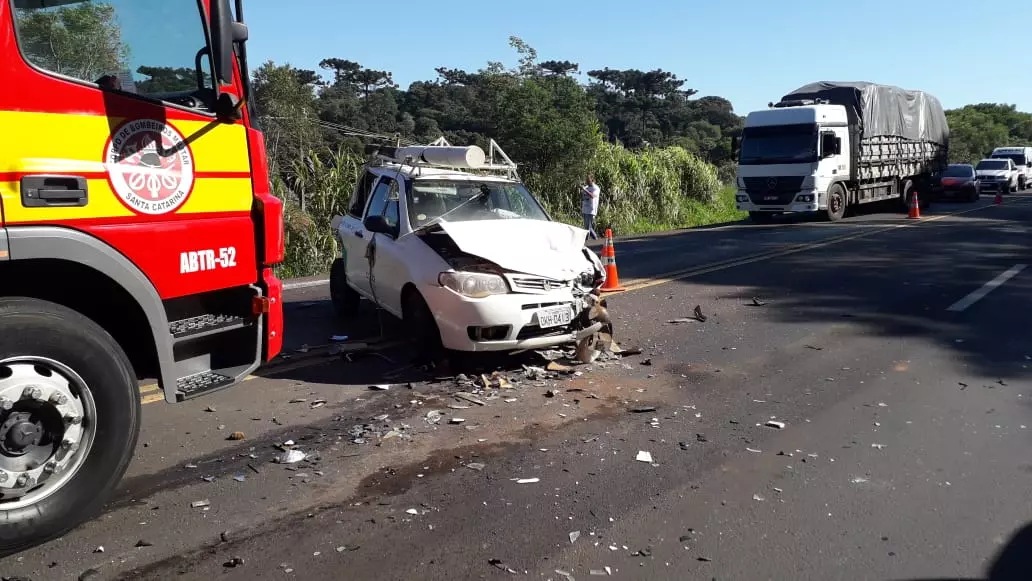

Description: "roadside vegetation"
252 37 1032 277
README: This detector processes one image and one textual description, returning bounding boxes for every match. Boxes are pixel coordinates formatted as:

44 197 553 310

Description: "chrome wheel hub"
0 357 96 509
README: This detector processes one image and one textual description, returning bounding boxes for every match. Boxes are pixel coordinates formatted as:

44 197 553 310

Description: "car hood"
437 219 593 280
976 170 1009 177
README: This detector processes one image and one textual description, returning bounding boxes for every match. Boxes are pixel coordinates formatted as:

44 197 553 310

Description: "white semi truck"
732 82 949 222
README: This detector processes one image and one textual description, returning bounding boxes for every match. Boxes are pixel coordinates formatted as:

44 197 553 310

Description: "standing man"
581 174 601 240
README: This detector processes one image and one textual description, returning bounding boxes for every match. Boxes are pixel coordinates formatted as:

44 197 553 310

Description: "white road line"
284 279 329 290
946 264 1027 312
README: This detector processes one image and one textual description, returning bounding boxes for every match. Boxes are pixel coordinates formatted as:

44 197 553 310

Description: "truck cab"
734 102 849 222
989 146 1032 191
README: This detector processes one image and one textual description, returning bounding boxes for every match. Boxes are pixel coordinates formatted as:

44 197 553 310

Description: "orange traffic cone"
907 190 921 219
994 191 1003 205
599 229 625 293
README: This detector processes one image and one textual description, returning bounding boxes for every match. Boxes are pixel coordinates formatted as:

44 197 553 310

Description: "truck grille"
743 176 805 205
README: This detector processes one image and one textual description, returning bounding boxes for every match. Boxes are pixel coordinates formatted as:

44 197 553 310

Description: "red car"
934 164 980 202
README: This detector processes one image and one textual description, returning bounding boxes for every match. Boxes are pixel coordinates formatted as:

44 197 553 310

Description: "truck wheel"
900 179 915 211
0 298 139 556
825 184 847 221
329 258 360 320
748 211 776 224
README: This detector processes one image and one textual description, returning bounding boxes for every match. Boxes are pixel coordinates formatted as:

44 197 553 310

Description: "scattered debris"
405 508 419 515
449 418 466 425
640 358 653 366
697 556 712 562
692 305 707 322
554 570 575 581
201 475 216 483
488 559 518 574
630 405 657 413
226 431 245 441
634 547 652 557
425 410 443 425
746 448 761 453
275 450 307 464
765 420 786 430
223 557 245 568
190 500 210 509
753 494 765 502
678 442 690 451
804 345 823 351
516 478 539 484
667 318 699 325
569 530 581 543
589 568 612 576
466 463 486 472
546 361 575 374
233 474 246 483
851 477 869 484
750 297 767 306
78 569 102 581
636 450 654 463
454 392 486 406
204 406 216 413
696 434 708 443
310 400 327 409
368 384 390 391
134 539 153 548
871 443 886 450
93 546 105 553
998 379 1008 387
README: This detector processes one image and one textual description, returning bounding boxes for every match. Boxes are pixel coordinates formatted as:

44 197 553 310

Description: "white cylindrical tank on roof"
394 145 486 169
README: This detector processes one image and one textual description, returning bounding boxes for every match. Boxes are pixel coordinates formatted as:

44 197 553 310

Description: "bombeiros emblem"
105 119 194 215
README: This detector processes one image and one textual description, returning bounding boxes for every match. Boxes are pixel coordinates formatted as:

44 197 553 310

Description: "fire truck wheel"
329 258 359 320
0 298 139 556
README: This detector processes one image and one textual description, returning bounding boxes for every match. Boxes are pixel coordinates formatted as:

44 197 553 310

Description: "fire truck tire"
329 258 359 320
0 298 140 557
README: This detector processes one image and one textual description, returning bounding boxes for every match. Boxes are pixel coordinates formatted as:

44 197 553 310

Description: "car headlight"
439 272 509 298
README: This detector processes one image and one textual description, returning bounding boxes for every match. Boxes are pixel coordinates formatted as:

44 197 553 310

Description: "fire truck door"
1 0 256 299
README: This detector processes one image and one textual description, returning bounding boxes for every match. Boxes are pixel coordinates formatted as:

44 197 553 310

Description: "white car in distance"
329 140 608 354
974 158 1018 193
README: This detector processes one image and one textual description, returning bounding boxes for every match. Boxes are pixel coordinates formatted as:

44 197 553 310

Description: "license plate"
536 306 573 329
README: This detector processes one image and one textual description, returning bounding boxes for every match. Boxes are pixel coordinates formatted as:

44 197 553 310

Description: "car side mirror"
364 215 396 236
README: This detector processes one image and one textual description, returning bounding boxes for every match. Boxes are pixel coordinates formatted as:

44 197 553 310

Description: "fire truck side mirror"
210 0 246 86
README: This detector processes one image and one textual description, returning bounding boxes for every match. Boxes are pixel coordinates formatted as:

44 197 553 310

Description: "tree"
14 2 128 83
538 60 579 77
134 66 203 93
252 61 323 173
946 104 1032 164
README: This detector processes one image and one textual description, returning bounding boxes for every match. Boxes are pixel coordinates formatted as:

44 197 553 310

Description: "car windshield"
406 179 549 229
738 123 818 165
976 160 1009 170
992 153 1027 166
943 165 974 177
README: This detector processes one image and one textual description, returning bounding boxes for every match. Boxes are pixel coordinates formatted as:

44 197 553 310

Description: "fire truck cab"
0 0 283 553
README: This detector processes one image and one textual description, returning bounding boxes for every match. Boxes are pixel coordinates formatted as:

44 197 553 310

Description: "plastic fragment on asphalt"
455 392 486 406
425 410 443 424
233 474 246 482
204 406 216 413
275 450 307 464
135 539 153 547
666 318 698 325
405 508 419 515
851 477 869 484
753 494 765 502
466 462 485 471
765 420 786 429
630 406 657 413
488 559 517 574
636 451 653 463
449 418 466 424
369 384 390 391
310 400 327 409
746 448 761 453
515 478 539 484
201 475 215 483
190 500 210 508
871 443 886 450
223 557 244 568
554 570 575 581
185 463 198 469
227 431 245 441
569 530 581 543
93 545 104 553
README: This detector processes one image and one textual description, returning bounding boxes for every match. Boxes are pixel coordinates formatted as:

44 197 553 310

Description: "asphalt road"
3 195 1032 581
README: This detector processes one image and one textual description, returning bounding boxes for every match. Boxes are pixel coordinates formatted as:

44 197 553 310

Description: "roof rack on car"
364 137 520 180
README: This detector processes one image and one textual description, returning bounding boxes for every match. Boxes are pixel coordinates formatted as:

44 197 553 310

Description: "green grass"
598 186 746 235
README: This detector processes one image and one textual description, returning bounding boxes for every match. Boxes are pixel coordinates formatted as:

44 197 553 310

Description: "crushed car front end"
416 222 608 352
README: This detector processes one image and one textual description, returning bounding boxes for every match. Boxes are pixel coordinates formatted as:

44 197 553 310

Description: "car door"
339 170 378 298
365 176 407 317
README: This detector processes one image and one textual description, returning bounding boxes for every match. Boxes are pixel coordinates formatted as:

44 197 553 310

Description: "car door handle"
20 175 88 207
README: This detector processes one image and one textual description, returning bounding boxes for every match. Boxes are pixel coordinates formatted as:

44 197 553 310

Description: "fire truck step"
176 370 235 399
169 314 248 340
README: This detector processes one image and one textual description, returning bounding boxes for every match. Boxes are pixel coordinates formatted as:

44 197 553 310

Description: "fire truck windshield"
12 0 218 111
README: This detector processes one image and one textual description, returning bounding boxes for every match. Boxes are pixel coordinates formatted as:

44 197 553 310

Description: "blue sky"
245 0 1032 116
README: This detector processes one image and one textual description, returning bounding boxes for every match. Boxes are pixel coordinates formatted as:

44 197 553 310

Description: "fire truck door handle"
20 175 89 208
354 231 364 238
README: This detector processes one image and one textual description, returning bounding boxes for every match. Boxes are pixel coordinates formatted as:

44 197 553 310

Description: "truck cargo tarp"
780 81 948 145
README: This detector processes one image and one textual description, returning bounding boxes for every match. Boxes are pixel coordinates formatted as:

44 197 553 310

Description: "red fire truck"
0 0 283 553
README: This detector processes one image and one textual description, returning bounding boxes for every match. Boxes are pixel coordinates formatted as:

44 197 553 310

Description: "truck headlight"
736 194 749 202
796 194 815 202
439 272 509 298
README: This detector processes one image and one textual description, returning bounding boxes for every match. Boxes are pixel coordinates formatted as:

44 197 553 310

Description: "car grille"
509 275 569 293
742 176 805 205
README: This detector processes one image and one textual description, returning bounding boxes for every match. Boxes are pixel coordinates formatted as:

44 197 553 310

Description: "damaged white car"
329 140 609 354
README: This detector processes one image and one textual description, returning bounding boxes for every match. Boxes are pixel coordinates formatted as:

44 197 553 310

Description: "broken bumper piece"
421 285 605 352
